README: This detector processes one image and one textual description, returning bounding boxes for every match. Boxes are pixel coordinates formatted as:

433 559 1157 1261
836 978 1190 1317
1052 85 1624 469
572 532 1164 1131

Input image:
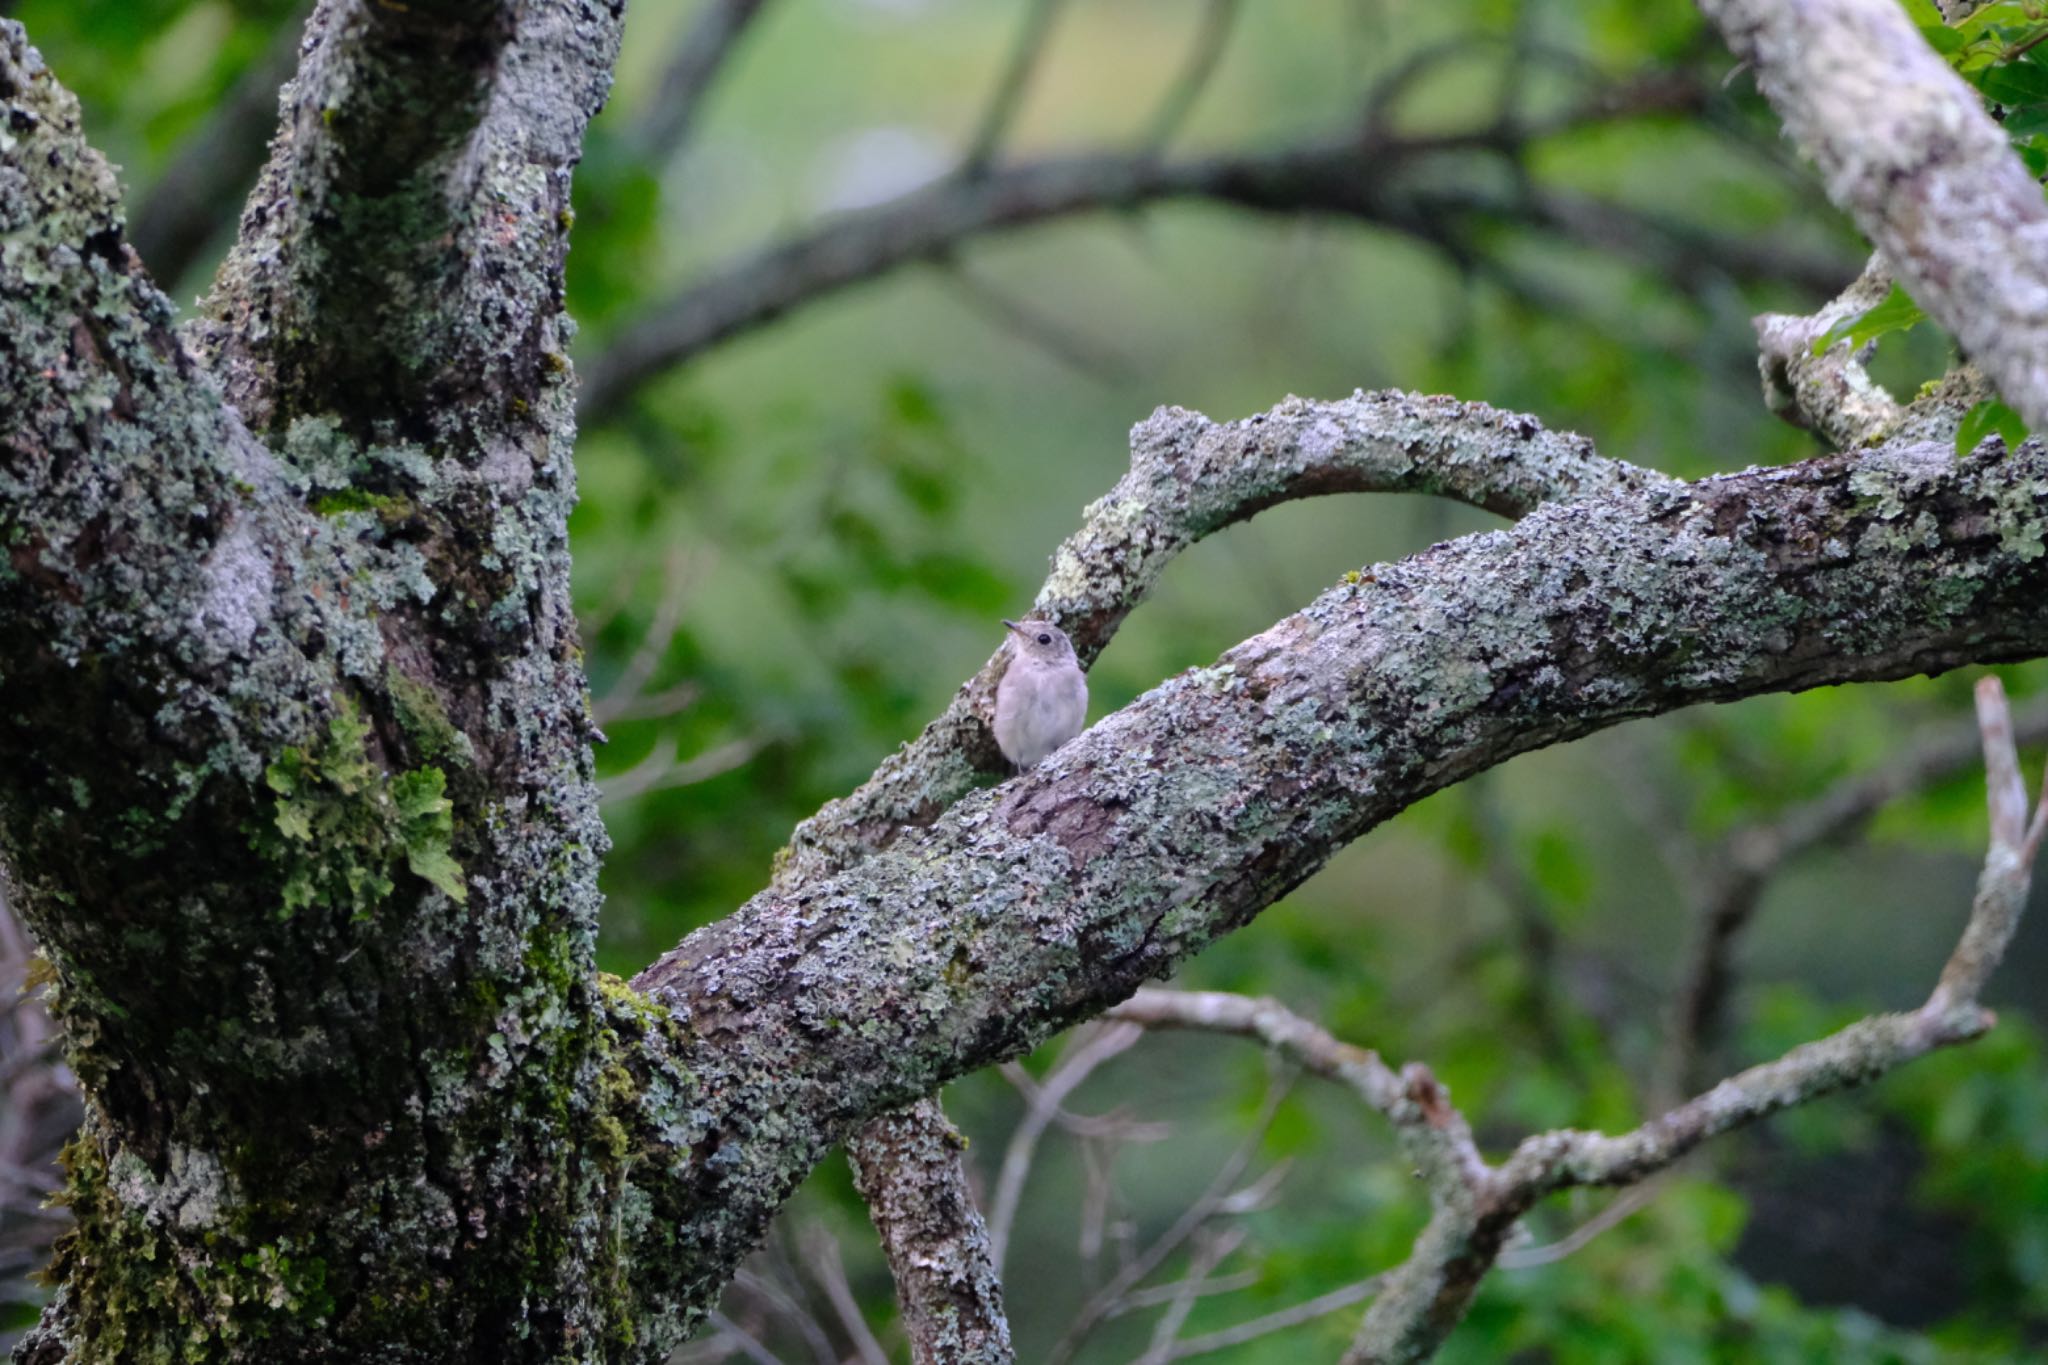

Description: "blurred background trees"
2 0 2043 1359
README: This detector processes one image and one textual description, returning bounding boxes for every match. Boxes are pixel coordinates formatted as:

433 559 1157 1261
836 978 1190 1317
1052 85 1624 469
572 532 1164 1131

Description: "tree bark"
0 3 638 1357
4 1 2048 1361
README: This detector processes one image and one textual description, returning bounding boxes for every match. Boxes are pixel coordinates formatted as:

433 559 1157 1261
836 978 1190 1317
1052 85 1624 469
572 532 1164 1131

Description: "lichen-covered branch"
846 1099 1014 1365
628 411 2048 1336
1753 255 1904 448
776 389 1674 889
0 11 652 1359
195 0 618 442
1700 0 2048 430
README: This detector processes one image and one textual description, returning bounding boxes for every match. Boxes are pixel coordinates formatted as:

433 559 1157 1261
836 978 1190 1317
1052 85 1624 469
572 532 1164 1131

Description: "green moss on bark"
249 702 466 917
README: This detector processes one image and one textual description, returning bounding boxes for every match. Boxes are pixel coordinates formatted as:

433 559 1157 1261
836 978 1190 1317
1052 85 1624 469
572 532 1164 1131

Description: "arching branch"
777 389 1674 890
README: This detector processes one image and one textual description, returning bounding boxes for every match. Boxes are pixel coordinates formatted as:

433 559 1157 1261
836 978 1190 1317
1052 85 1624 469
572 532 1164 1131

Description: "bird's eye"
1037 633 1052 645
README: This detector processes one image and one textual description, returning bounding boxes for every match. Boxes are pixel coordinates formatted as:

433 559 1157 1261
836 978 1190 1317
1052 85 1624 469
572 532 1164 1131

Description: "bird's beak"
1001 619 1023 633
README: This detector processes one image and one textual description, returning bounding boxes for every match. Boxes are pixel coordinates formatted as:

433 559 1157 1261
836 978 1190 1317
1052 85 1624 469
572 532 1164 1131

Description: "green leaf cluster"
252 703 466 919
1912 1 2048 127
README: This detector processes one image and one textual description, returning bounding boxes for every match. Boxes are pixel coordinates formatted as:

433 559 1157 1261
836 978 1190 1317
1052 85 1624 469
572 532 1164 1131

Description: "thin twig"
987 1022 1143 1275
1164 1276 1384 1359
1657 693 2048 1102
1495 1180 1662 1269
1341 675 2046 1363
997 1065 1174 1142
1107 1268 1260 1314
598 734 768 806
593 547 705 726
798 1224 888 1365
939 260 1134 384
960 0 1069 177
1044 1072 1294 1365
1132 1226 1248 1365
1140 0 1241 156
705 1311 789 1365
731 1268 838 1365
632 0 771 160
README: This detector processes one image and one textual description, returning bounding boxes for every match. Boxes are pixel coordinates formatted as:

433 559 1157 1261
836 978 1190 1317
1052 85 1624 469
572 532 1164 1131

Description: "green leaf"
1955 2 2042 38
1810 282 1927 355
264 754 303 796
272 802 314 843
391 767 450 822
1975 58 2048 106
1956 398 2031 455
406 846 468 903
1916 19 1968 54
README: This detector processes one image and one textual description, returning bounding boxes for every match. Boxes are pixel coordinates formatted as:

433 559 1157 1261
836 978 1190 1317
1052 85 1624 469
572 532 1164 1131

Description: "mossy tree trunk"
0 3 639 1357
3 2 2048 1363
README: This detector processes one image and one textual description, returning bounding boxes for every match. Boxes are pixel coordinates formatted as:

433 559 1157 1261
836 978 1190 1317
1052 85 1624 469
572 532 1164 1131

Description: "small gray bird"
993 618 1087 769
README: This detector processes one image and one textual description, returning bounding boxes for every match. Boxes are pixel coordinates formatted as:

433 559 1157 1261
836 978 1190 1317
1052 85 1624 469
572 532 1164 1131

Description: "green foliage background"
11 0 2047 1358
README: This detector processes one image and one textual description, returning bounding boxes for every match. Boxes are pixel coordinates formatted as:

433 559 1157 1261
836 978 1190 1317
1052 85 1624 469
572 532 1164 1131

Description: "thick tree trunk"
0 5 647 1359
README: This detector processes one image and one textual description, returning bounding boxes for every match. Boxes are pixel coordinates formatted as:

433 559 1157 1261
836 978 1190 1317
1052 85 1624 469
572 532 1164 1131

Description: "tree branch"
1753 255 1904 449
0 17 339 884
986 1023 1143 1275
2 14 642 1358
1338 675 2044 1364
1139 0 1240 156
1106 988 1487 1238
576 114 1844 426
1106 677 2041 1364
776 389 1672 890
846 1098 1015 1365
193 0 619 440
1699 0 2048 429
960 0 1068 177
1659 691 2048 1101
630 0 770 161
623 391 2048 1337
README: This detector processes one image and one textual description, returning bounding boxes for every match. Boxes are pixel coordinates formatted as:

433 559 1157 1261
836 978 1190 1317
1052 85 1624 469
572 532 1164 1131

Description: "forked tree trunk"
3 1 2048 1362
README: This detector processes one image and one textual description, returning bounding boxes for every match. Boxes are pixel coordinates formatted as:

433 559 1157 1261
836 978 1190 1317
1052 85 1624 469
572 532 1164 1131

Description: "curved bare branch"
576 119 1844 426
776 389 1674 889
